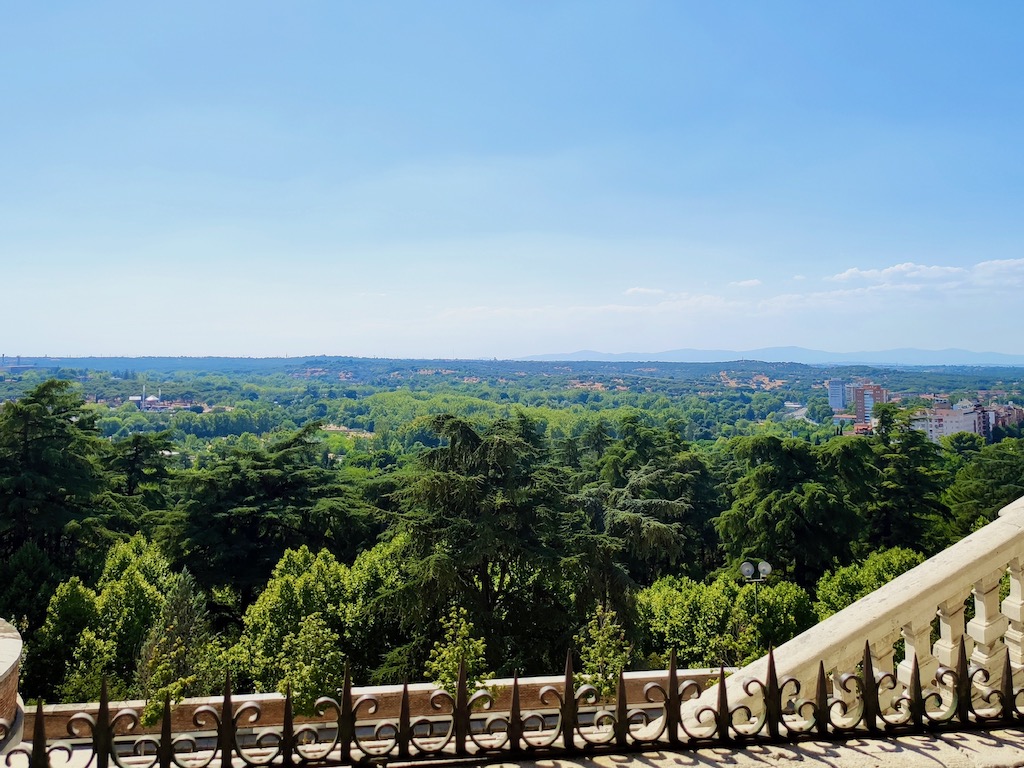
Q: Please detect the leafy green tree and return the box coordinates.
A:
[596,413,677,487]
[22,577,99,698]
[0,380,107,566]
[814,547,925,620]
[714,435,865,586]
[394,413,573,677]
[234,546,351,693]
[0,541,61,631]
[424,606,490,694]
[35,536,176,702]
[574,605,633,700]
[235,538,410,692]
[939,431,986,474]
[562,486,632,612]
[636,575,813,668]
[81,538,171,687]
[107,431,174,509]
[580,419,612,457]
[60,629,122,702]
[636,576,746,667]
[136,570,223,723]
[168,423,376,601]
[805,397,833,425]
[604,445,721,582]
[276,614,347,714]
[567,437,722,620]
[943,438,1024,538]
[345,534,410,683]
[744,580,816,651]
[863,404,949,554]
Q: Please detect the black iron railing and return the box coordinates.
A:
[3,636,1023,767]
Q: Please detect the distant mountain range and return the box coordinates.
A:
[523,347,1024,367]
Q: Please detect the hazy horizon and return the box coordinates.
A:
[7,345,1024,369]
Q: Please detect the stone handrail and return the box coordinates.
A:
[707,494,1024,713]
[21,668,726,742]
[0,619,23,752]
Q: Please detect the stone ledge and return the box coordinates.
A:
[0,620,22,739]
[5,729,1023,768]
[500,728,1024,768]
[24,668,726,741]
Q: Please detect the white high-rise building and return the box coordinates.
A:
[827,379,847,411]
[911,407,984,443]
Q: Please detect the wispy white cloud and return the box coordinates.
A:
[421,255,1024,356]
[827,261,967,283]
[972,258,1024,288]
[825,259,1024,299]
[728,278,761,288]
[625,287,667,296]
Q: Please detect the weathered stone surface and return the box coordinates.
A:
[501,729,1024,768]
[0,619,22,733]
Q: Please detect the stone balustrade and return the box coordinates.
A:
[21,667,724,742]
[9,495,1024,760]
[700,494,1024,716]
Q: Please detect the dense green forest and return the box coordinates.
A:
[2,357,1023,709]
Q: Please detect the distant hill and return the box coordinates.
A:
[523,347,1024,366]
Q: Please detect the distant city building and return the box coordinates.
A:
[911,406,984,443]
[909,402,1024,444]
[854,384,888,424]
[988,402,1024,436]
[827,379,847,411]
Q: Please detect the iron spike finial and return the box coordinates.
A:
[614,669,629,746]
[31,699,48,768]
[158,693,173,768]
[814,661,829,737]
[908,653,924,729]
[765,648,782,741]
[861,641,880,733]
[666,648,681,745]
[508,673,523,755]
[1000,648,1016,723]
[955,635,971,724]
[716,667,731,744]
[281,683,295,767]
[95,677,111,768]
[398,680,411,759]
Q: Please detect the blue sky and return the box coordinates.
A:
[3,2,1023,359]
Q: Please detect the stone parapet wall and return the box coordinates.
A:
[0,619,22,731]
[23,668,723,741]
[694,494,1024,720]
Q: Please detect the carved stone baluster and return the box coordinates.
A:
[968,566,1009,690]
[869,635,898,711]
[831,656,859,719]
[934,590,972,669]
[899,614,939,691]
[1002,558,1024,688]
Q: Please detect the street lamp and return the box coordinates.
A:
[740,560,772,581]
[740,560,772,647]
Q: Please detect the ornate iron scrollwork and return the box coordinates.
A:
[12,635,1024,768]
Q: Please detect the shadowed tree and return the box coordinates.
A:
[0,379,106,565]
[392,413,574,677]
[862,403,949,554]
[714,435,866,587]
[943,438,1024,538]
